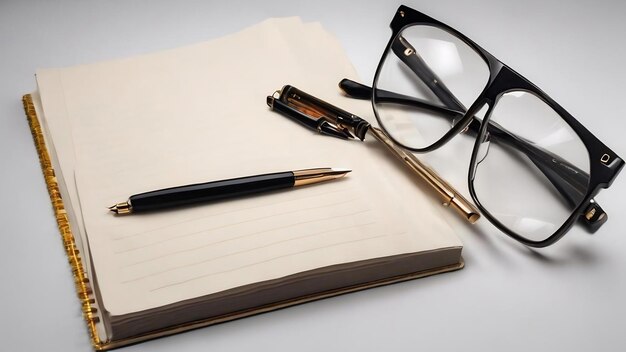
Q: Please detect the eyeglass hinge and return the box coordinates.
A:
[581,201,607,234]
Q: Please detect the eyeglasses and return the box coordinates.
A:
[338,5,623,247]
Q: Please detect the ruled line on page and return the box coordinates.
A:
[122,208,373,268]
[121,218,376,283]
[113,197,360,254]
[148,231,404,292]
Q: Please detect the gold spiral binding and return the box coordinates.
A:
[22,95,104,350]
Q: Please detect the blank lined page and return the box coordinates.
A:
[37,18,461,316]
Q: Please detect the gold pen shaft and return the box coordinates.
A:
[368,127,480,223]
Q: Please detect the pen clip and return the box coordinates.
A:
[267,91,354,139]
[276,85,371,141]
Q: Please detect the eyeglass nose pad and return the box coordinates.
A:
[476,131,491,165]
[471,130,491,180]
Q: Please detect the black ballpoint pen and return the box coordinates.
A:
[108,167,350,215]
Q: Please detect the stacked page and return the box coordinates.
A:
[28,17,463,349]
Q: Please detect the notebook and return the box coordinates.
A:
[23,18,464,350]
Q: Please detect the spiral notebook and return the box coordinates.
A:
[23,18,463,350]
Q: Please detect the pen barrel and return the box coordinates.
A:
[367,127,480,223]
[129,172,295,212]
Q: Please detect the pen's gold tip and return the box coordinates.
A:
[293,168,351,186]
[330,168,351,174]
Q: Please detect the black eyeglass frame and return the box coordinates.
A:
[370,5,624,247]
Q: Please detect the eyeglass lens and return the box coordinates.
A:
[471,91,590,241]
[373,24,489,149]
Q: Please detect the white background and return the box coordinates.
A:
[1,0,625,351]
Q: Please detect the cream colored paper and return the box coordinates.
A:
[36,18,461,316]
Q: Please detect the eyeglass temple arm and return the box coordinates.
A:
[339,77,587,192]
[339,78,607,232]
